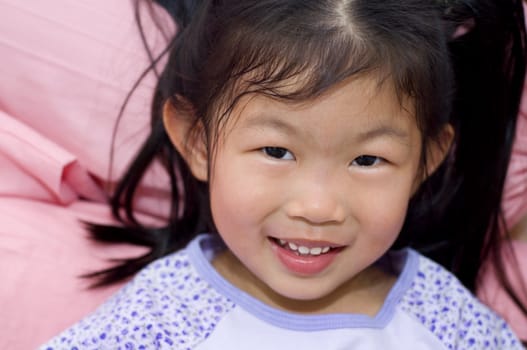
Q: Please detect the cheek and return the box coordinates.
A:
[209,159,278,235]
[353,178,414,241]
[209,168,281,262]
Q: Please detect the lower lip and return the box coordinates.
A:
[270,239,341,276]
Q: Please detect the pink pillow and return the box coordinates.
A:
[477,78,527,341]
[478,241,527,341]
[502,82,527,229]
[0,0,173,348]
[0,0,173,215]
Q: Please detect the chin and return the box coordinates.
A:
[270,283,335,303]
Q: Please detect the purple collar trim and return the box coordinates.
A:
[187,234,418,331]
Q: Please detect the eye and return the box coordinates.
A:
[352,155,382,167]
[262,147,295,160]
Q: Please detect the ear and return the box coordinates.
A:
[412,123,455,192]
[163,98,209,182]
[425,123,455,176]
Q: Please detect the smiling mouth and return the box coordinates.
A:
[271,237,341,256]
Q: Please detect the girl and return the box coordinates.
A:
[41,0,526,349]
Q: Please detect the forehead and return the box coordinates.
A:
[224,75,418,144]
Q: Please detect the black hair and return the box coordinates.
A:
[87,0,526,321]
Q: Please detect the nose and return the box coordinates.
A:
[284,180,346,225]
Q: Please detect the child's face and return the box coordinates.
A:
[208,76,424,308]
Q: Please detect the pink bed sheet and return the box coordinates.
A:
[477,79,527,341]
[503,83,527,229]
[478,240,527,341]
[0,0,173,348]
[0,198,148,349]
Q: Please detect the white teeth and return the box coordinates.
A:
[277,239,332,256]
[298,246,310,255]
[309,247,322,255]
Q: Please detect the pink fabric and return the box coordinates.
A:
[0,0,173,217]
[0,110,106,203]
[0,198,148,349]
[502,82,527,228]
[478,241,527,341]
[477,79,527,341]
[0,0,173,348]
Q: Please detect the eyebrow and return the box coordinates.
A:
[355,125,410,144]
[240,116,299,136]
[241,115,410,144]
